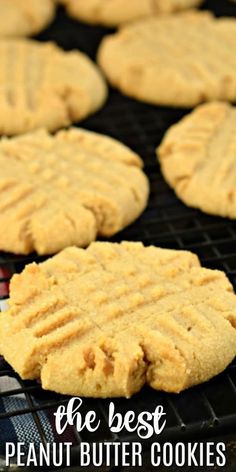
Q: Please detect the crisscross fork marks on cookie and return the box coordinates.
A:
[0,39,107,135]
[158,102,236,218]
[98,11,236,106]
[1,242,236,398]
[0,128,148,255]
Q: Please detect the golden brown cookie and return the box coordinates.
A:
[158,102,236,219]
[98,11,236,107]
[0,39,107,135]
[0,0,56,37]
[0,128,148,255]
[1,241,236,397]
[59,0,203,27]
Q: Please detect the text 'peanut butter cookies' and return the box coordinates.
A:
[1,241,236,398]
[0,129,149,255]
[59,0,203,27]
[158,102,236,219]
[0,0,56,37]
[0,39,107,135]
[98,11,236,107]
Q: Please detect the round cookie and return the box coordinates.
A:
[0,0,56,37]
[1,241,236,397]
[98,11,236,107]
[158,102,236,219]
[0,128,149,255]
[59,0,203,27]
[0,39,107,135]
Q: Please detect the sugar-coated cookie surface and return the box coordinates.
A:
[0,0,56,36]
[59,0,203,27]
[0,39,107,135]
[158,102,236,218]
[0,129,148,254]
[1,241,236,398]
[98,11,236,107]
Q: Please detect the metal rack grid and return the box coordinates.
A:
[0,0,236,470]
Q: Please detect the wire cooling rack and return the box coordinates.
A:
[0,1,236,471]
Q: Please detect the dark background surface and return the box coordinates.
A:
[1,0,236,470]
